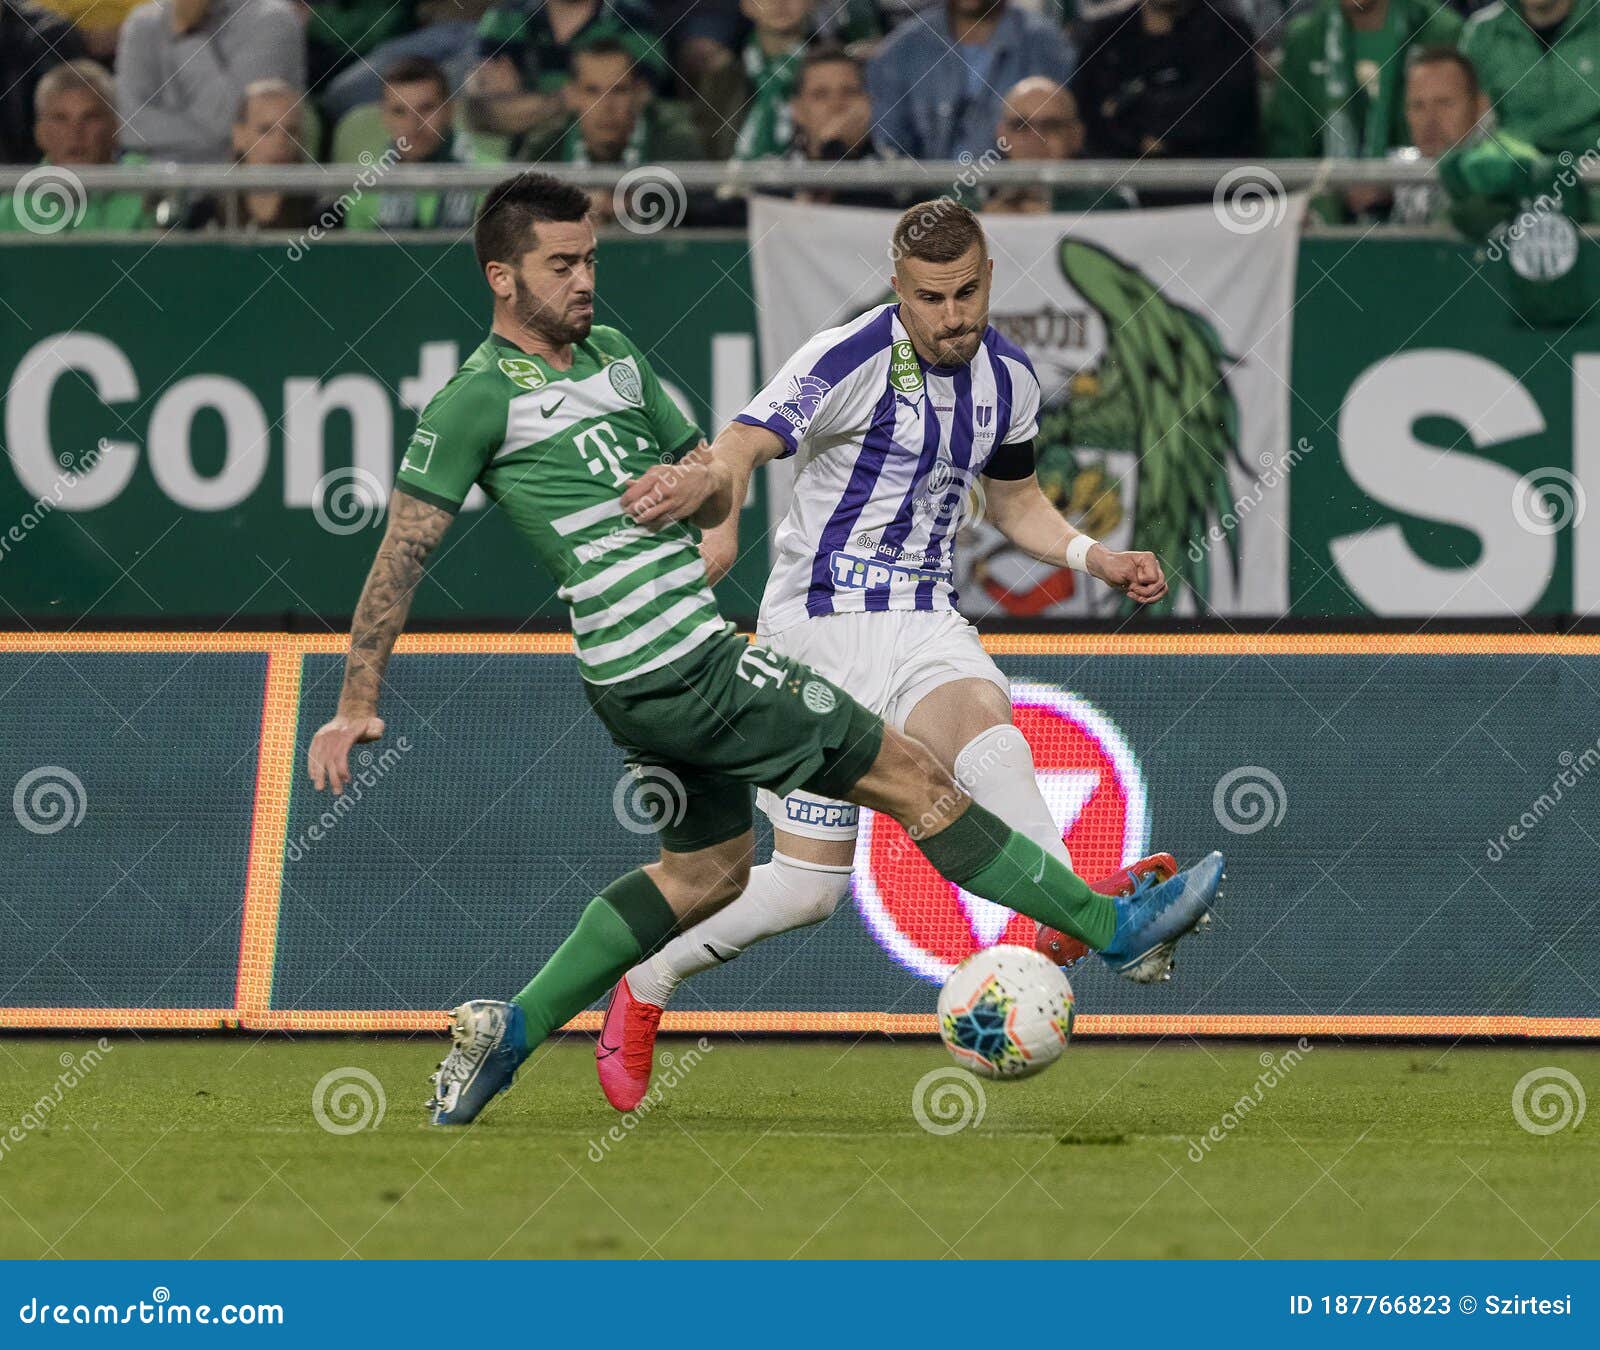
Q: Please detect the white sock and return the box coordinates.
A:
[625,852,854,1008]
[955,724,1074,872]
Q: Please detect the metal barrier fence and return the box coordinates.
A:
[0,156,1556,195]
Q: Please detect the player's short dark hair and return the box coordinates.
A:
[793,42,863,98]
[891,198,986,267]
[570,36,637,79]
[1408,45,1479,98]
[383,55,450,102]
[474,171,592,269]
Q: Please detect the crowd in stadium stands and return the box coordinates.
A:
[1,0,1597,236]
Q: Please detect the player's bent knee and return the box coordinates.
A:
[651,832,754,920]
[769,851,853,928]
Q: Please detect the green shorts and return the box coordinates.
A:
[583,628,885,852]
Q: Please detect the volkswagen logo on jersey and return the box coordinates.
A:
[851,682,1151,984]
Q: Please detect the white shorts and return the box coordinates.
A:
[755,609,1009,842]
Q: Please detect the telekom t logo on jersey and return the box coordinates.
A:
[852,683,1151,984]
[575,421,641,489]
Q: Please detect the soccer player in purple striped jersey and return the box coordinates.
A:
[600,198,1212,1112]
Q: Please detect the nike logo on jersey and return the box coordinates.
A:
[541,397,566,418]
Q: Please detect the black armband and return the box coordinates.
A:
[981,438,1035,481]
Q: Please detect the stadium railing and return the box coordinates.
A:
[0,156,1560,195]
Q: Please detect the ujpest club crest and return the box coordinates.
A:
[852,682,1150,983]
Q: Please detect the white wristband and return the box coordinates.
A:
[1064,533,1098,573]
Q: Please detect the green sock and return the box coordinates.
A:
[511,869,679,1049]
[914,802,1118,950]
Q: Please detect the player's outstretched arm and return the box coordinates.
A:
[307,491,454,793]
[699,511,740,585]
[621,423,786,530]
[983,473,1167,606]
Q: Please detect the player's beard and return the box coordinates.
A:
[904,303,985,366]
[510,275,592,347]
[934,328,983,365]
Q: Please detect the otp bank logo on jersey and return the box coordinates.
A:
[851,682,1150,984]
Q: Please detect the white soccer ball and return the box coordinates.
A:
[937,945,1076,1080]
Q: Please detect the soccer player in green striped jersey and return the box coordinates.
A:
[305,172,1220,1126]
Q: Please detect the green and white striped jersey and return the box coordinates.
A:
[395,328,726,684]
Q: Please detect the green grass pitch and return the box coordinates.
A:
[0,1038,1594,1259]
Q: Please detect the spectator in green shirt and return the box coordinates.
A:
[1461,0,1600,162]
[1388,46,1594,326]
[0,58,150,232]
[1266,0,1461,220]
[343,57,483,231]
[727,0,812,162]
[1388,45,1489,226]
[524,39,703,219]
[467,0,663,140]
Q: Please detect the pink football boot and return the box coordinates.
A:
[596,975,664,1111]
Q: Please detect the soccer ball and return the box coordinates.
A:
[937,946,1075,1080]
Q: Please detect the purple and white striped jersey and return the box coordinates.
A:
[735,303,1041,636]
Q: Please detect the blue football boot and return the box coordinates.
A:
[1098,851,1224,983]
[428,1000,528,1126]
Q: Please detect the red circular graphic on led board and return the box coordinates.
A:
[851,682,1151,984]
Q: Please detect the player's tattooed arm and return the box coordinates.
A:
[307,491,453,792]
[983,473,1167,605]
